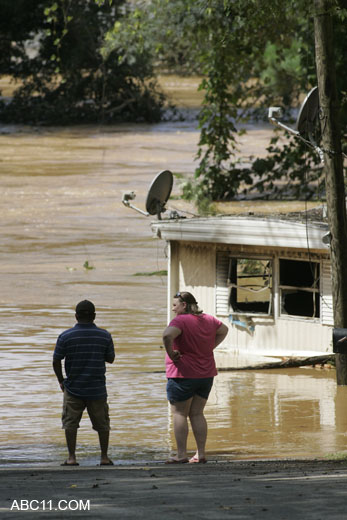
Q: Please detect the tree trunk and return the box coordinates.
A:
[314,0,347,384]
[218,355,335,371]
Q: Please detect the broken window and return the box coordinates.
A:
[279,259,320,318]
[228,258,272,315]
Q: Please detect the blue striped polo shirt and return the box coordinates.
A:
[53,323,115,399]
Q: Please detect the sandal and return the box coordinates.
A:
[189,456,207,464]
[165,457,189,464]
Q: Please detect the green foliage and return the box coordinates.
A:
[163,0,345,201]
[191,4,241,201]
[0,0,165,124]
[190,0,322,201]
[246,135,325,199]
[102,0,205,75]
[181,178,217,214]
[83,261,95,270]
[260,41,307,105]
[0,0,45,76]
[324,451,347,460]
[1,0,346,199]
[107,0,336,202]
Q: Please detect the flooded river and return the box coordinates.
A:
[0,98,345,466]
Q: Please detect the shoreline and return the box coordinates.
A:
[2,459,347,519]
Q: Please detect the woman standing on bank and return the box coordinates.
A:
[163,291,228,464]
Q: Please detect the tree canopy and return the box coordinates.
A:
[105,0,346,202]
[0,0,165,124]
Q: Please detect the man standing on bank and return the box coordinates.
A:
[163,291,228,464]
[53,300,115,466]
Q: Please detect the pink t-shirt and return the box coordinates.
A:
[165,313,222,378]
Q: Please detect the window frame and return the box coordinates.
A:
[216,251,325,322]
[217,253,274,317]
[278,257,321,320]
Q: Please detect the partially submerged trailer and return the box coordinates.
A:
[152,210,333,368]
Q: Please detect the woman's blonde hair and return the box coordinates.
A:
[175,291,203,315]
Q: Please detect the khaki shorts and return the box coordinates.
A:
[62,390,110,431]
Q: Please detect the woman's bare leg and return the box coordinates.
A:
[170,398,193,460]
[188,395,208,461]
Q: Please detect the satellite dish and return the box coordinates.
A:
[296,86,319,136]
[268,86,323,163]
[145,170,173,219]
[122,170,173,220]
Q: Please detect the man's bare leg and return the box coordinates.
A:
[98,430,113,465]
[64,429,78,465]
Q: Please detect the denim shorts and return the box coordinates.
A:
[166,377,214,404]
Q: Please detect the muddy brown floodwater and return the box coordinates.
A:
[0,81,345,466]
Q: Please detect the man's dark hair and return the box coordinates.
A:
[75,300,95,321]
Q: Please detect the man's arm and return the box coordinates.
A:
[53,359,65,392]
[105,338,115,364]
[214,323,229,349]
[162,326,182,361]
[105,351,115,364]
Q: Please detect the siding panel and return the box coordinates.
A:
[216,252,230,316]
[178,244,216,315]
[321,260,334,325]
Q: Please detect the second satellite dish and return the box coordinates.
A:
[296,86,319,136]
[268,86,323,163]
